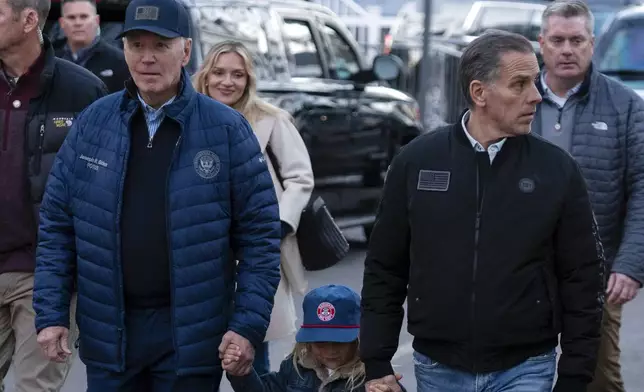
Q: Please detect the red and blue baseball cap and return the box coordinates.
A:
[296,284,361,344]
[118,0,191,39]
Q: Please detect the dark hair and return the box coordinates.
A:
[458,29,534,107]
[7,0,50,28]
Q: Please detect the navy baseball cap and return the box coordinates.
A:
[118,0,191,39]
[296,285,361,344]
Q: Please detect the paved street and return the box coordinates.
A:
[3,229,644,391]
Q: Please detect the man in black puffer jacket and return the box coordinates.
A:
[535,2,644,391]
[0,0,107,388]
[54,0,130,94]
[361,30,604,392]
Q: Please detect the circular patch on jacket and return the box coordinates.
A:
[518,178,535,193]
[193,150,221,180]
[317,302,335,322]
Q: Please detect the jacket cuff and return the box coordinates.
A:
[364,360,395,382]
[35,317,70,335]
[553,376,589,392]
[226,370,261,390]
[227,325,263,350]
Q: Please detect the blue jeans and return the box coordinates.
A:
[414,349,556,392]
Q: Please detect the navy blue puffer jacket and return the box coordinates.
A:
[33,70,281,375]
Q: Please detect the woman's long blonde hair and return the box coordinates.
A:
[192,41,284,127]
[291,340,366,391]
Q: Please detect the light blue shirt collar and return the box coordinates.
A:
[137,93,176,115]
[540,72,581,107]
[462,110,506,163]
[137,93,176,139]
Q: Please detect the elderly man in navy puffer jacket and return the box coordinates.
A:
[31,0,281,390]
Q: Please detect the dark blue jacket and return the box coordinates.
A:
[33,70,281,375]
[228,355,407,392]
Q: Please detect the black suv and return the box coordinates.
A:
[45,0,423,233]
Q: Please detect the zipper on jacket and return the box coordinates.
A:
[114,112,136,372]
[116,328,123,364]
[147,134,154,149]
[471,155,487,372]
[554,107,563,131]
[166,134,182,374]
[32,123,45,175]
[2,90,13,151]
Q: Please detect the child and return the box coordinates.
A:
[223,284,405,392]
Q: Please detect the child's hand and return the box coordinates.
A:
[222,343,241,368]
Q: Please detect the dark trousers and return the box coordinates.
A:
[86,307,223,392]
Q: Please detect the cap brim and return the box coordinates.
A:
[117,26,181,39]
[296,327,359,344]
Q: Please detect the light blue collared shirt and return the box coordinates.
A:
[462,111,506,163]
[540,71,581,108]
[137,93,176,140]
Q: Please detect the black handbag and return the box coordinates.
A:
[266,146,350,271]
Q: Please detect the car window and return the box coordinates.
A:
[282,19,324,78]
[321,24,360,79]
[593,10,617,36]
[469,7,534,38]
[598,21,644,71]
[196,5,290,81]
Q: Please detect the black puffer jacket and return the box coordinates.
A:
[54,38,130,94]
[28,36,108,204]
[535,66,644,285]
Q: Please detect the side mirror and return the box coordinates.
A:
[372,54,405,81]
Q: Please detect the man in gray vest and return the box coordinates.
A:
[535,1,644,391]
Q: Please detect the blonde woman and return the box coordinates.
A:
[193,41,314,374]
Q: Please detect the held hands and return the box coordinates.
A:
[365,373,404,392]
[222,342,242,366]
[36,326,72,363]
[219,331,255,376]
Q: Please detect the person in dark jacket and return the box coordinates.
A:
[535,2,644,391]
[55,0,130,93]
[32,0,281,390]
[225,284,406,392]
[0,0,107,389]
[360,30,605,392]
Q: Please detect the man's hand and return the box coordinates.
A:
[219,331,255,376]
[607,272,641,305]
[365,373,403,392]
[36,326,72,363]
